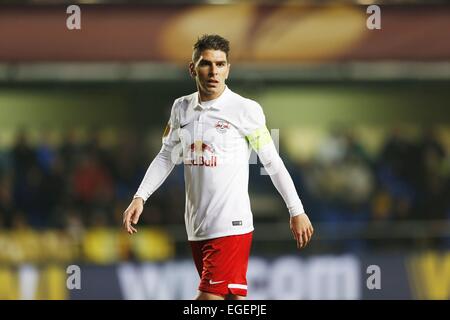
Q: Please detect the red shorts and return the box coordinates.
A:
[189,232,253,297]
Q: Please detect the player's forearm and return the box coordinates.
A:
[267,164,305,216]
[134,147,177,203]
[257,144,305,217]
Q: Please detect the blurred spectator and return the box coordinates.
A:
[415,128,448,220]
[0,173,14,227]
[0,136,11,177]
[11,130,35,178]
[308,129,374,222]
[36,129,56,175]
[112,129,143,201]
[59,129,83,175]
[39,155,66,227]
[72,150,114,221]
[376,127,417,220]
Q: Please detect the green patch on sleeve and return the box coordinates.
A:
[246,126,272,151]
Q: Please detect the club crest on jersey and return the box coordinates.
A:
[215,120,230,133]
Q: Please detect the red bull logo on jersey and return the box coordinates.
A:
[185,140,218,167]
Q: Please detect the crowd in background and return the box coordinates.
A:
[277,127,450,251]
[0,126,449,249]
[290,127,449,223]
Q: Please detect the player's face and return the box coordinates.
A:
[190,49,230,101]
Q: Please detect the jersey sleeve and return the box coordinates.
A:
[242,100,273,152]
[134,100,182,202]
[243,100,305,217]
[161,99,181,149]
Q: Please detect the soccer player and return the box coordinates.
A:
[123,34,313,300]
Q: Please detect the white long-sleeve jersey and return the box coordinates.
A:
[135,87,305,241]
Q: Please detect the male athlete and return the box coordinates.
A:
[123,34,313,300]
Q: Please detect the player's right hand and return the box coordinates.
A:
[123,197,144,235]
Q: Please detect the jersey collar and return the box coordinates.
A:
[192,86,230,111]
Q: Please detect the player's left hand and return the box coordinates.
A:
[122,197,144,235]
[290,214,314,249]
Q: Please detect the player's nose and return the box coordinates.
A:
[210,64,218,75]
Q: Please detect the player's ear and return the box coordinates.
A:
[225,63,230,80]
[189,62,196,78]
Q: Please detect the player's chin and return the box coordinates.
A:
[204,82,222,92]
[203,86,217,94]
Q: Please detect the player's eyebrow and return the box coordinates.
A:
[195,57,227,67]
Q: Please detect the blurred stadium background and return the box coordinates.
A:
[0,0,449,300]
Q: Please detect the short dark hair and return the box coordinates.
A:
[192,34,230,62]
